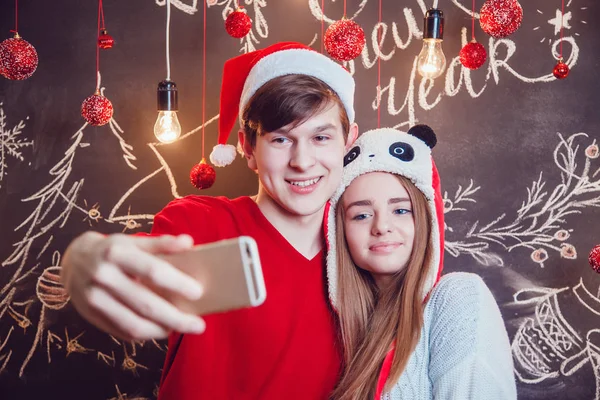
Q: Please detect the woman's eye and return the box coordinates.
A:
[394,208,411,215]
[352,213,369,221]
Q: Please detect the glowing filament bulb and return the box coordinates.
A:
[417,39,446,79]
[154,110,181,143]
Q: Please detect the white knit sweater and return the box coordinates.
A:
[383,272,517,400]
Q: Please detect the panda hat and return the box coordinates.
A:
[325,126,445,308]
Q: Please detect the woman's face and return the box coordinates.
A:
[341,172,416,288]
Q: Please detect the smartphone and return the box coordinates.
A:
[157,236,266,316]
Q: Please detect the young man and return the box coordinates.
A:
[61,42,358,399]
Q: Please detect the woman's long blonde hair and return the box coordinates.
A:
[330,175,434,400]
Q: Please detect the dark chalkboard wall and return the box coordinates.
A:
[1,0,599,399]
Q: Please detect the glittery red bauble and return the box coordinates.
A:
[590,245,600,273]
[480,0,523,38]
[325,19,366,62]
[98,30,114,49]
[0,35,38,80]
[553,60,569,79]
[81,93,113,126]
[459,41,487,70]
[190,160,216,189]
[225,8,252,38]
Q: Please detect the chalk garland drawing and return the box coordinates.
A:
[444,132,600,267]
[0,103,33,188]
[511,279,600,399]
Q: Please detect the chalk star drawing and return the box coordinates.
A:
[548,9,572,36]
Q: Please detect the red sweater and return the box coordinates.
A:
[152,196,342,400]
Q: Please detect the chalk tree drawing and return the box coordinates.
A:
[0,88,140,376]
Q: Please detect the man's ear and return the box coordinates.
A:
[238,129,257,171]
[345,123,359,151]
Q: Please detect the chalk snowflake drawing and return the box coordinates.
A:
[511,279,600,399]
[444,132,600,267]
[0,87,139,376]
[0,103,33,188]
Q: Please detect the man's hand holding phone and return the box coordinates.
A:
[61,232,207,341]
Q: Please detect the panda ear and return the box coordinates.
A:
[407,124,437,149]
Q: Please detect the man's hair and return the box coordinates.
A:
[241,74,350,147]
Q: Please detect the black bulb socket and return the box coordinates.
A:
[424,9,444,40]
[157,80,178,111]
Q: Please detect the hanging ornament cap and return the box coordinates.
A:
[590,245,600,273]
[190,158,216,190]
[225,7,252,38]
[324,18,366,62]
[0,35,38,80]
[98,29,114,49]
[81,92,113,126]
[459,40,487,70]
[553,58,569,79]
[480,0,523,38]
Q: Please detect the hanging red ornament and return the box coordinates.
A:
[479,0,523,38]
[81,92,113,126]
[553,58,569,79]
[225,8,252,38]
[590,245,600,273]
[325,18,366,62]
[0,33,38,80]
[459,40,487,70]
[98,29,114,49]
[190,158,216,189]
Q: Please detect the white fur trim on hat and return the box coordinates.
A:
[210,144,237,167]
[239,48,355,125]
[326,128,442,309]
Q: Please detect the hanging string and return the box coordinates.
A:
[99,0,106,30]
[201,0,207,159]
[96,0,101,91]
[559,0,565,60]
[343,0,347,18]
[320,0,324,53]
[471,0,475,41]
[166,0,172,80]
[12,0,18,33]
[377,0,382,128]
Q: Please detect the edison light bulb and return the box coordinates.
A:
[417,39,446,79]
[417,9,446,80]
[154,110,181,143]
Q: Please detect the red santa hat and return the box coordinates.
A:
[209,41,355,167]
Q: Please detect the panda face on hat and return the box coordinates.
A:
[325,125,445,308]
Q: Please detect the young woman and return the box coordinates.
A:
[325,126,517,400]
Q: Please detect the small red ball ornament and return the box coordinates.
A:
[553,59,569,79]
[459,40,487,70]
[225,8,252,38]
[81,92,113,126]
[480,0,523,38]
[0,33,38,80]
[590,245,600,273]
[324,18,366,62]
[190,159,216,189]
[98,29,114,49]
